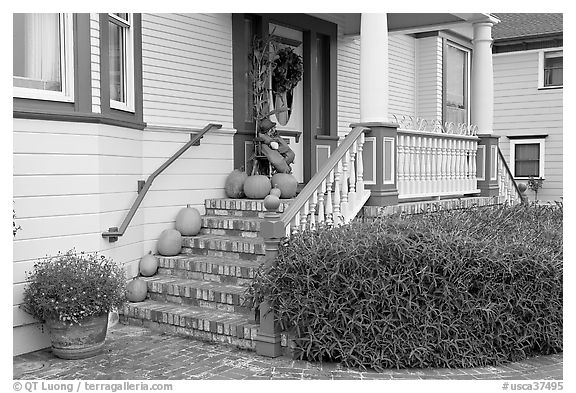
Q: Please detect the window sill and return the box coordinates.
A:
[538,85,563,90]
[14,109,146,130]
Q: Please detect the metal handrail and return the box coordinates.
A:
[102,123,222,242]
[497,146,523,199]
[277,126,368,228]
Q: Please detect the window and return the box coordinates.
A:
[108,13,134,111]
[444,42,470,125]
[510,139,546,179]
[13,13,74,101]
[539,50,563,88]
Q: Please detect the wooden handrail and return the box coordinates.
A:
[102,123,222,242]
[277,126,368,227]
[497,146,523,199]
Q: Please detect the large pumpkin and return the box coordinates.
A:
[139,251,158,277]
[157,229,182,256]
[271,173,298,198]
[126,278,147,302]
[225,169,248,198]
[243,175,271,199]
[175,206,201,236]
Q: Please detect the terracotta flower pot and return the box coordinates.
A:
[45,313,109,359]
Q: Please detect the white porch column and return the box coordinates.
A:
[360,13,389,123]
[471,22,495,134]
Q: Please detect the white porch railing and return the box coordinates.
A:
[393,115,480,199]
[278,126,370,237]
[497,147,524,205]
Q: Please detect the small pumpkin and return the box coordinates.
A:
[157,229,182,256]
[270,187,282,198]
[126,278,148,302]
[175,205,201,236]
[263,194,281,211]
[271,173,298,199]
[243,175,272,199]
[139,251,158,277]
[225,169,248,198]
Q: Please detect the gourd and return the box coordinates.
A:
[243,175,272,199]
[139,251,158,277]
[175,205,201,236]
[271,173,298,199]
[157,229,182,256]
[270,187,282,198]
[225,169,248,198]
[263,194,281,211]
[126,278,148,302]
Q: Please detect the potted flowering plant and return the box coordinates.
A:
[21,249,126,359]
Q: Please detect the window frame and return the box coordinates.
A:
[538,48,563,89]
[13,13,75,103]
[443,39,471,125]
[509,138,546,180]
[108,13,135,112]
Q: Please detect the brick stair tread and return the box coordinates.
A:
[121,299,259,339]
[184,233,264,244]
[141,275,248,295]
[158,254,262,269]
[202,214,264,224]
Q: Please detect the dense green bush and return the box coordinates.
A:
[249,204,562,370]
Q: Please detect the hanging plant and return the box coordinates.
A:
[272,47,303,94]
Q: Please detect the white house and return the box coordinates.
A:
[492,13,563,202]
[13,13,515,356]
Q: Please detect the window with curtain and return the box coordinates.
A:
[13,13,72,100]
[514,143,541,177]
[108,13,133,110]
[543,50,563,87]
[445,43,469,125]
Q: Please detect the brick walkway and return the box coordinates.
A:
[13,324,563,380]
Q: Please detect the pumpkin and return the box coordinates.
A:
[175,205,201,236]
[271,173,298,199]
[225,169,248,198]
[139,251,158,277]
[126,278,148,302]
[270,187,282,198]
[157,229,182,256]
[243,175,271,199]
[263,194,281,211]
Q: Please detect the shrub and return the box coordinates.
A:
[249,204,562,370]
[22,250,126,324]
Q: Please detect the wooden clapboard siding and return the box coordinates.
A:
[493,50,563,202]
[141,13,234,129]
[416,36,443,121]
[388,34,416,118]
[90,13,101,114]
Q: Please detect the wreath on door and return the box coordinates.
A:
[272,47,303,125]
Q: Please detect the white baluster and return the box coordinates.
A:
[333,162,342,226]
[317,180,326,226]
[408,136,416,196]
[299,203,309,232]
[441,138,448,193]
[470,140,477,189]
[414,136,422,196]
[325,170,334,226]
[349,142,357,201]
[397,134,405,196]
[424,137,432,194]
[459,140,466,191]
[290,212,300,235]
[308,192,317,231]
[448,138,456,192]
[356,133,365,197]
[431,137,439,194]
[340,154,349,219]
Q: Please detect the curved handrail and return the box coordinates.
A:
[497,146,523,200]
[277,126,368,227]
[102,123,222,242]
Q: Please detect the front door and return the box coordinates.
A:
[269,23,304,183]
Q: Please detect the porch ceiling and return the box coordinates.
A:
[331,13,498,37]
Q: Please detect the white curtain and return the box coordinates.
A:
[21,13,61,90]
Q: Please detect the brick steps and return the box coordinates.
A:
[204,198,292,218]
[120,299,259,350]
[200,215,262,237]
[140,275,253,314]
[182,234,266,262]
[156,255,259,285]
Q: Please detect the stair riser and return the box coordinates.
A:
[205,198,291,213]
[146,280,251,308]
[182,237,265,256]
[200,228,259,238]
[201,216,262,232]
[157,268,253,285]
[182,247,266,262]
[157,258,258,279]
[147,293,252,314]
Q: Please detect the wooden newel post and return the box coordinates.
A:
[255,202,284,357]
